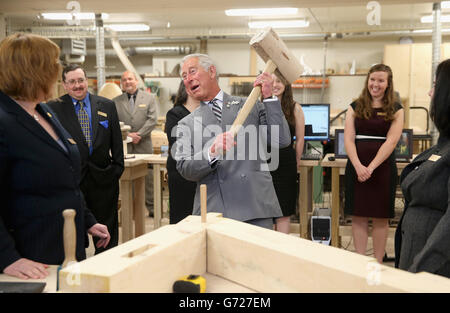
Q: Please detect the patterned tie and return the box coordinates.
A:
[77,101,92,148]
[210,99,222,122]
[129,94,135,112]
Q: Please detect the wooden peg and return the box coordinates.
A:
[62,209,77,267]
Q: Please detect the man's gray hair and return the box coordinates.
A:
[181,53,219,80]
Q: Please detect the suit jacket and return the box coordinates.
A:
[113,89,158,154]
[395,135,450,277]
[175,92,291,222]
[47,94,124,186]
[0,91,97,271]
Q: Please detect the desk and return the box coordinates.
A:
[298,159,320,239]
[120,154,168,242]
[320,153,412,247]
[0,265,58,293]
[145,154,167,229]
[120,154,154,242]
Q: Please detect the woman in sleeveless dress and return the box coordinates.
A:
[344,64,404,263]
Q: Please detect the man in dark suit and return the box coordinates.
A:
[47,65,124,254]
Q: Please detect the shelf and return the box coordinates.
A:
[292,84,329,89]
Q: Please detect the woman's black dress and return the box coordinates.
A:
[270,124,298,217]
[165,105,197,224]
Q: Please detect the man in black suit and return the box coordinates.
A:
[48,65,124,254]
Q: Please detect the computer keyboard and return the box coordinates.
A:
[301,153,322,160]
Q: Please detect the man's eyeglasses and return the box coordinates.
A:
[65,78,86,86]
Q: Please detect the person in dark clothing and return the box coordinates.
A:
[395,59,450,278]
[0,33,110,279]
[165,81,199,224]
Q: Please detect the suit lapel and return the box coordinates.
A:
[221,93,242,129]
[120,93,132,116]
[89,94,99,145]
[15,110,65,154]
[60,95,89,151]
[134,90,144,115]
[197,102,220,128]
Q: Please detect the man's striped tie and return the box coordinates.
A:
[77,101,92,148]
[210,99,221,122]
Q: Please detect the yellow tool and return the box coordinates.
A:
[173,275,206,293]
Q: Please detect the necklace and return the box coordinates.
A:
[33,114,40,122]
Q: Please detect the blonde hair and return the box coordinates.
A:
[0,33,61,101]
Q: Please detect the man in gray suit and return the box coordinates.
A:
[113,71,158,216]
[174,54,291,229]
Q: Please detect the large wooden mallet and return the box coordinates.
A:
[229,28,303,137]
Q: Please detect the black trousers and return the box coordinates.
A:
[80,172,119,254]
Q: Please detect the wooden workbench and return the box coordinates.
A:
[144,154,167,229]
[119,154,167,243]
[320,153,413,247]
[120,154,155,242]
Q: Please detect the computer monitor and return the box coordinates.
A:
[333,128,413,162]
[301,104,330,141]
[334,129,347,158]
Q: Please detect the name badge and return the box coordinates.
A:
[68,138,77,145]
[377,112,386,116]
[428,154,441,162]
[46,112,53,118]
[98,111,107,117]
[138,104,147,108]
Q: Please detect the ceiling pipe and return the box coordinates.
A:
[86,44,196,57]
[95,14,106,92]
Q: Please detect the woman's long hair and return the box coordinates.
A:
[354,63,396,121]
[173,80,188,107]
[279,83,296,127]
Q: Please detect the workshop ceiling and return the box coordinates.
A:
[1,0,446,39]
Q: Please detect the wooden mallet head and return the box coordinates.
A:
[250,27,303,85]
[229,28,303,136]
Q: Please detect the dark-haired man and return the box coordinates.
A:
[47,65,124,254]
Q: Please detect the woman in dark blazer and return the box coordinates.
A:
[395,59,450,278]
[165,81,199,224]
[0,33,110,279]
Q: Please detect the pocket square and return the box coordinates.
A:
[99,120,109,129]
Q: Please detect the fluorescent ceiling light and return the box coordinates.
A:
[225,8,298,16]
[420,14,450,23]
[105,24,150,31]
[248,20,309,29]
[41,12,109,20]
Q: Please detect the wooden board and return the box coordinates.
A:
[59,219,206,292]
[207,217,450,293]
[57,213,450,293]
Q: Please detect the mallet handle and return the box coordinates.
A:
[200,184,207,223]
[230,59,277,137]
[62,209,77,267]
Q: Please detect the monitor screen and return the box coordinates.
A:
[301,104,330,141]
[395,129,413,161]
[334,129,347,158]
[333,128,413,161]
